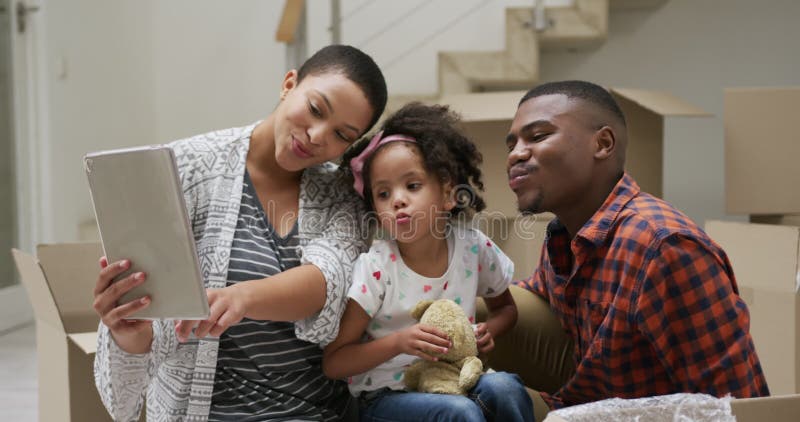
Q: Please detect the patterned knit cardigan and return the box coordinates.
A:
[94,123,367,421]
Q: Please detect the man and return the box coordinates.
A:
[506,81,769,419]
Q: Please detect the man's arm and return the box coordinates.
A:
[634,234,769,397]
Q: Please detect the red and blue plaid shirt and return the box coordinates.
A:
[518,173,769,409]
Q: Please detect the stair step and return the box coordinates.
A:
[437,8,537,96]
[383,94,439,119]
[610,0,667,10]
[387,90,527,126]
[539,1,608,51]
[439,51,537,91]
[438,91,526,123]
[469,78,537,93]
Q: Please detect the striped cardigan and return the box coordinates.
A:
[94,123,367,421]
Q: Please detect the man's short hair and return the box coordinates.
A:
[518,80,626,127]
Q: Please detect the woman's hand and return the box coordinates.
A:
[393,324,451,361]
[474,322,495,355]
[174,284,248,342]
[92,257,153,354]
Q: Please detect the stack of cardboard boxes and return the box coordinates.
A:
[705,87,800,397]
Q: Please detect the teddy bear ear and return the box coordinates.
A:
[410,300,434,320]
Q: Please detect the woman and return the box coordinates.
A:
[92,45,387,421]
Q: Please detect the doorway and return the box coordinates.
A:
[0,0,16,290]
[0,0,40,331]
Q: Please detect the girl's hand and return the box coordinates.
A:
[175,285,248,342]
[92,257,153,354]
[474,322,495,355]
[394,324,451,361]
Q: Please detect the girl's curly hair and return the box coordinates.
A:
[342,102,485,217]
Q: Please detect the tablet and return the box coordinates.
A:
[84,145,210,320]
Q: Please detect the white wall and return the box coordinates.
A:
[38,0,284,242]
[42,0,156,242]
[150,1,284,142]
[31,0,800,242]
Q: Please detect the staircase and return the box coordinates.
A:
[386,0,666,113]
[438,7,540,94]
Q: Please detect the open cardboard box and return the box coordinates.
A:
[439,88,711,273]
[12,242,112,422]
[725,87,800,216]
[705,220,800,396]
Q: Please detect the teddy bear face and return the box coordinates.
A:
[416,299,478,362]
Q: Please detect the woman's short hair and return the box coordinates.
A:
[298,45,388,134]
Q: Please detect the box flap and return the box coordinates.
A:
[36,243,104,334]
[67,332,98,355]
[705,220,800,293]
[439,90,526,123]
[441,88,711,123]
[610,88,712,117]
[731,394,800,422]
[11,249,65,332]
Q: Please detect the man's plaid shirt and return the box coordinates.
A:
[518,173,769,409]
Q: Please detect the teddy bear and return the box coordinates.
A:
[403,299,484,395]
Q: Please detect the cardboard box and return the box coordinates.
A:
[609,88,712,200]
[11,243,112,422]
[705,220,800,395]
[725,87,800,215]
[543,394,800,421]
[730,394,800,421]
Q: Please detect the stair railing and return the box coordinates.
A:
[276,0,307,71]
[533,0,548,31]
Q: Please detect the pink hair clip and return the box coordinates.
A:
[350,130,416,197]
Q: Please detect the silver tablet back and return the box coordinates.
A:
[84,145,209,320]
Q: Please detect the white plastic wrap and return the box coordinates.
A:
[543,393,735,422]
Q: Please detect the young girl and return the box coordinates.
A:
[323,103,533,421]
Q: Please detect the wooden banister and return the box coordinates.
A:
[276,0,305,43]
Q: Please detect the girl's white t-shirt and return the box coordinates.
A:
[345,226,514,396]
